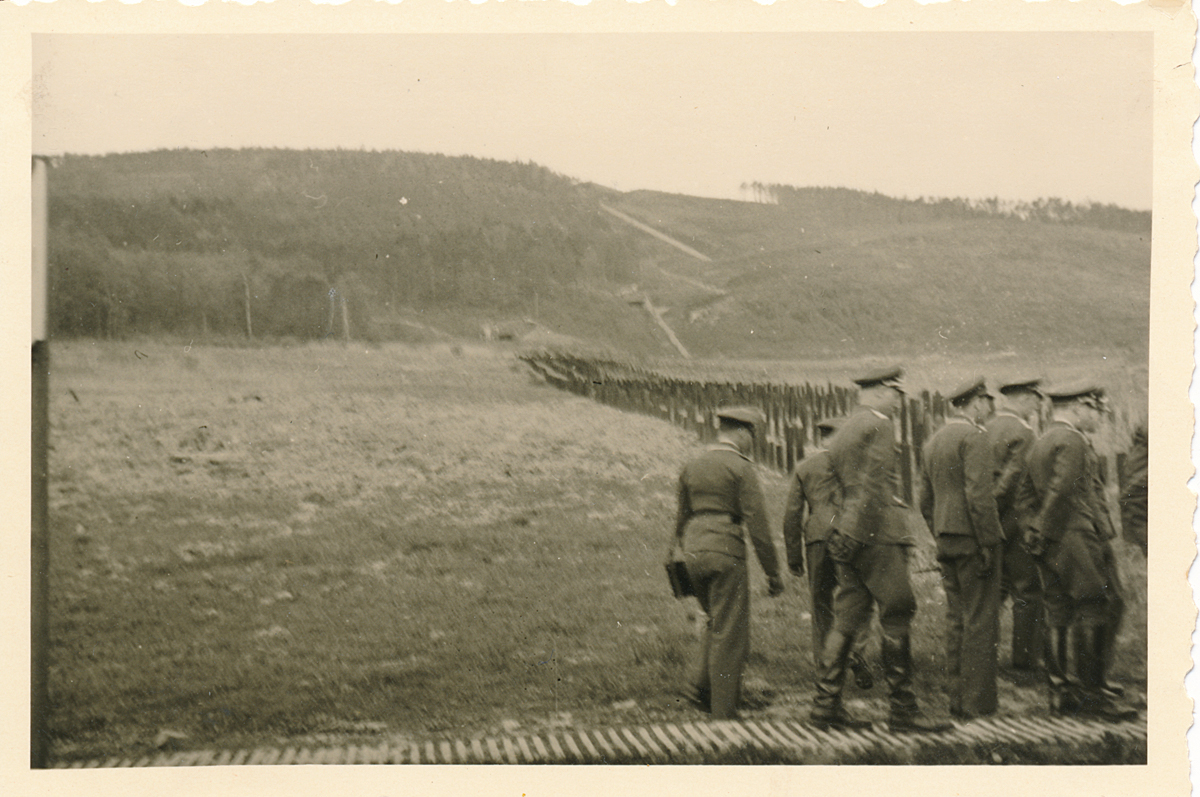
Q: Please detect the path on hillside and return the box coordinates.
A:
[599,203,726,294]
[601,202,735,359]
[600,203,713,263]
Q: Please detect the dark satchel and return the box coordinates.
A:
[665,546,694,599]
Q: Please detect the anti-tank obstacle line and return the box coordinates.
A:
[517,353,974,505]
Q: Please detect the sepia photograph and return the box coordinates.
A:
[4,2,1197,795]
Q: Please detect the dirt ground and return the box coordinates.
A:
[43,340,1146,763]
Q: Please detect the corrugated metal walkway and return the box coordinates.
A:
[54,713,1146,767]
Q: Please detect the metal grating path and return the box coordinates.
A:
[53,713,1146,767]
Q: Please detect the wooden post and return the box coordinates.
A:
[1116,452,1129,501]
[701,383,715,442]
[241,273,254,340]
[912,390,930,473]
[31,156,51,769]
[899,396,914,505]
[771,389,785,470]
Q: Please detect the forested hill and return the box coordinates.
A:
[48,149,641,342]
[46,149,1150,360]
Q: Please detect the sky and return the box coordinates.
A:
[32,32,1152,210]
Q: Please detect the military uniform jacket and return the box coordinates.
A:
[675,443,782,579]
[985,412,1036,540]
[1024,421,1116,542]
[782,449,841,570]
[827,406,911,545]
[919,418,1005,558]
[1119,427,1147,539]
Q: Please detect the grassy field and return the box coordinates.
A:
[44,340,1146,764]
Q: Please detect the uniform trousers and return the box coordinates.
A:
[1099,539,1127,671]
[1001,534,1044,669]
[807,540,869,667]
[1038,529,1123,629]
[684,551,750,719]
[939,548,1002,717]
[1035,529,1126,708]
[825,542,918,715]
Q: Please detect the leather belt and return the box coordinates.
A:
[691,510,742,525]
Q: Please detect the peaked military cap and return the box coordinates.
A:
[717,405,766,430]
[948,376,993,407]
[998,376,1044,396]
[816,416,844,436]
[852,365,904,390]
[1046,381,1106,408]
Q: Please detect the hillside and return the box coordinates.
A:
[597,189,1149,359]
[48,149,645,346]
[45,149,1149,361]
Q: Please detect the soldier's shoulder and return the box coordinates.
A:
[795,450,830,475]
[989,414,1033,436]
[941,418,974,435]
[922,422,951,449]
[1041,423,1081,443]
[703,445,755,469]
[1030,424,1082,455]
[985,414,1016,432]
[685,445,729,467]
[931,418,973,444]
[843,408,889,434]
[963,423,994,448]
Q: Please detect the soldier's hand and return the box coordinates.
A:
[767,575,786,597]
[1024,526,1047,558]
[826,530,862,564]
[978,545,995,577]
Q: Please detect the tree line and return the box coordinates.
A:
[46,148,1150,344]
[47,149,640,340]
[746,183,1150,234]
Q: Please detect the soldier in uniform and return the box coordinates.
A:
[919,377,1005,719]
[782,416,873,689]
[1119,425,1148,558]
[1022,383,1135,721]
[810,367,951,734]
[986,378,1046,676]
[674,406,786,720]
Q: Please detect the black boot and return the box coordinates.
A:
[882,633,951,734]
[680,685,711,714]
[1044,625,1080,716]
[849,651,875,691]
[1075,625,1137,723]
[1010,601,1043,671]
[888,712,954,733]
[810,630,872,731]
[1098,617,1125,698]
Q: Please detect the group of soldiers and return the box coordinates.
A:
[672,365,1141,732]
